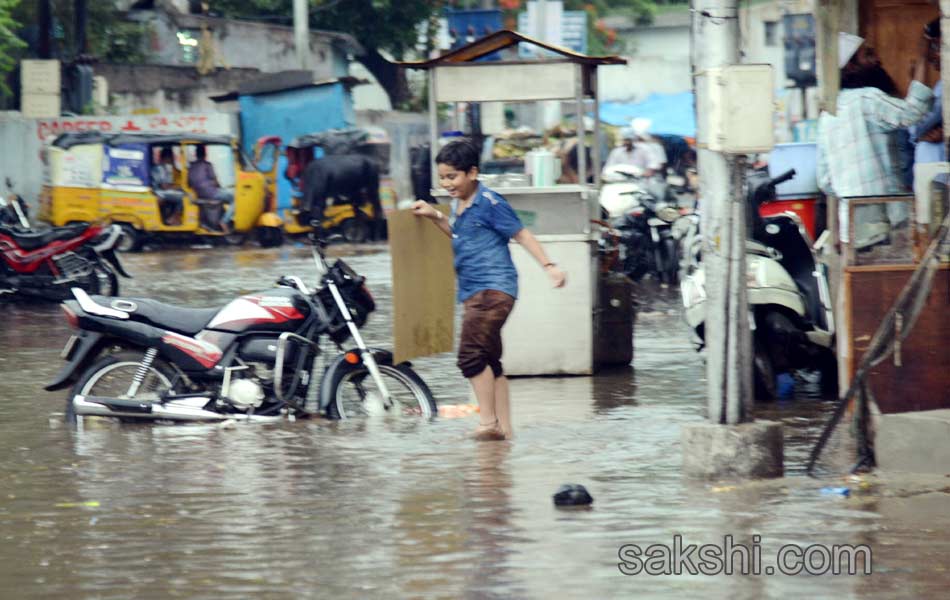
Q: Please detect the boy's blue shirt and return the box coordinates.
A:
[449,183,524,303]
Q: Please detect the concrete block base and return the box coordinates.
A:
[875,409,950,475]
[682,421,784,479]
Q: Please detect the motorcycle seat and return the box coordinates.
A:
[91,295,219,336]
[0,223,89,251]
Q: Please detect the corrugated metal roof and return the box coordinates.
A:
[398,29,626,68]
[52,132,235,149]
[209,73,366,102]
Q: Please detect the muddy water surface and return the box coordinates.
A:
[1,244,948,599]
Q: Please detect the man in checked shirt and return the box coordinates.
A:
[817,31,934,249]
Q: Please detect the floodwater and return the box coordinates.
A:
[1,244,949,599]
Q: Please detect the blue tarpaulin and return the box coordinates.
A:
[599,92,696,138]
[238,83,353,210]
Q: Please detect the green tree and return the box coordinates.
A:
[0,0,26,102]
[12,1,148,64]
[212,0,439,109]
[556,1,659,55]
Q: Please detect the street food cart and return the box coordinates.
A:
[401,31,627,375]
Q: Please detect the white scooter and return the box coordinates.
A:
[599,164,649,218]
[680,169,837,399]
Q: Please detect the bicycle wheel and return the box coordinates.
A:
[325,363,436,420]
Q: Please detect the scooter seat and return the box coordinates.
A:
[746,239,774,258]
[0,223,89,251]
[91,295,219,336]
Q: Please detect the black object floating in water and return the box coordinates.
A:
[553,484,593,507]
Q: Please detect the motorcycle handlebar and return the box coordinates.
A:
[770,168,796,187]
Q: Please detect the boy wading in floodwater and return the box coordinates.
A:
[412,140,566,441]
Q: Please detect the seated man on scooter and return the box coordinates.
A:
[188,144,233,232]
[151,147,184,226]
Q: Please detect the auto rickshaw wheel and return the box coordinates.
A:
[256,226,284,248]
[116,224,144,253]
[340,218,370,244]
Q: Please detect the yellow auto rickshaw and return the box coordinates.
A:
[253,128,394,243]
[39,132,284,251]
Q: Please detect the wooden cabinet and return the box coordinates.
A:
[843,264,950,413]
[859,0,939,94]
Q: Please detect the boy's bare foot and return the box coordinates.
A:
[473,421,506,441]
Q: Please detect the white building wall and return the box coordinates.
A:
[598,26,692,102]
[601,1,816,138]
[129,10,349,80]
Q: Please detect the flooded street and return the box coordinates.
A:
[1,244,949,599]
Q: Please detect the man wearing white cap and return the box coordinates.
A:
[816,31,933,248]
[602,127,653,175]
[631,117,668,176]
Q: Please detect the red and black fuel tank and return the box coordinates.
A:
[205,287,311,333]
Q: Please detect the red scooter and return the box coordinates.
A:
[1,179,129,301]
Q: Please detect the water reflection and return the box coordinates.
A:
[0,247,948,598]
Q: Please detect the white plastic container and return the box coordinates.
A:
[525,148,558,187]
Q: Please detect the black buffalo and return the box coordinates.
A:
[300,154,384,238]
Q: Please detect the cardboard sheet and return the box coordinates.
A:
[388,207,456,363]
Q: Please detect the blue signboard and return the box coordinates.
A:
[103,143,149,187]
[446,9,504,60]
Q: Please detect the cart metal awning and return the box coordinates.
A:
[397,30,626,187]
[398,30,625,103]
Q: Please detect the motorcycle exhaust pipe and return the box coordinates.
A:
[72,395,280,423]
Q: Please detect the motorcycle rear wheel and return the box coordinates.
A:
[67,351,178,423]
[89,263,119,297]
[325,363,436,420]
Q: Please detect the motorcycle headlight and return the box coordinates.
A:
[657,206,679,223]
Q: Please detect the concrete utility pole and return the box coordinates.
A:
[681,0,783,479]
[694,0,749,426]
[293,0,310,71]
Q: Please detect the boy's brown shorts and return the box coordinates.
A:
[457,289,515,379]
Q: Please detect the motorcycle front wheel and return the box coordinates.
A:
[89,262,119,297]
[67,351,177,423]
[325,362,436,420]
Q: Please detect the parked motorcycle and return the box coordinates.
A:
[612,177,690,285]
[1,179,128,300]
[46,232,437,423]
[680,168,837,399]
[1,178,31,228]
